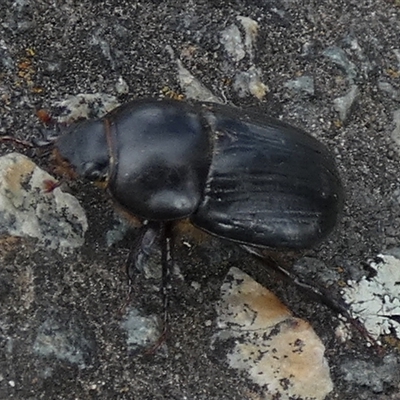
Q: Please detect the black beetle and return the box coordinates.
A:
[55,98,343,250]
[52,98,343,341]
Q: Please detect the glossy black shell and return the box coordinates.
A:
[55,98,343,250]
[192,103,342,249]
[106,101,211,220]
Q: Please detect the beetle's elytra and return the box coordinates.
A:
[55,98,343,250]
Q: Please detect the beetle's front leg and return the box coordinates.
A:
[159,222,173,342]
[126,220,162,290]
[125,220,174,351]
[126,220,173,296]
[143,222,174,354]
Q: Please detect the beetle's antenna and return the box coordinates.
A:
[0,136,36,148]
[0,126,60,155]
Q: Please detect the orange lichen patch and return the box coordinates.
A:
[0,236,23,258]
[26,48,35,57]
[218,267,291,330]
[382,334,400,350]
[36,109,53,124]
[31,86,44,94]
[161,86,185,100]
[17,58,35,82]
[234,285,291,327]
[51,148,78,180]
[17,59,32,72]
[333,119,343,128]
[93,180,108,190]
[221,77,233,86]
[230,317,333,398]
[337,279,347,288]
[216,267,333,400]
[386,68,400,78]
[4,157,35,193]
[16,48,39,90]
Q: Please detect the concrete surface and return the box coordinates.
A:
[1,0,400,399]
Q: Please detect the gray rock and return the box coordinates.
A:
[323,46,358,81]
[33,311,96,369]
[340,354,400,393]
[121,307,161,353]
[284,75,315,96]
[0,153,87,254]
[333,85,359,122]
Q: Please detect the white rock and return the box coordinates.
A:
[220,24,245,62]
[121,308,160,352]
[333,85,359,122]
[0,153,87,254]
[175,59,222,103]
[214,267,333,400]
[233,66,267,100]
[55,93,120,123]
[237,16,258,63]
[115,76,129,94]
[342,254,400,340]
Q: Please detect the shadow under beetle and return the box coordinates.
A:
[40,98,343,344]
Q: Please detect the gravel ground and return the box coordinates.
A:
[1,1,400,399]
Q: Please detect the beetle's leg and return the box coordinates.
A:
[142,222,173,354]
[242,245,348,313]
[243,245,380,346]
[123,220,174,353]
[126,220,161,292]
[119,221,161,315]
[161,222,173,336]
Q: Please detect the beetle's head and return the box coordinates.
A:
[53,119,109,182]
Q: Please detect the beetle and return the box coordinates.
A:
[54,98,343,247]
[49,98,344,340]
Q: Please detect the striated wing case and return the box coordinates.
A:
[191,104,343,249]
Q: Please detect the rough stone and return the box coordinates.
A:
[342,254,400,340]
[214,268,333,400]
[0,152,87,254]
